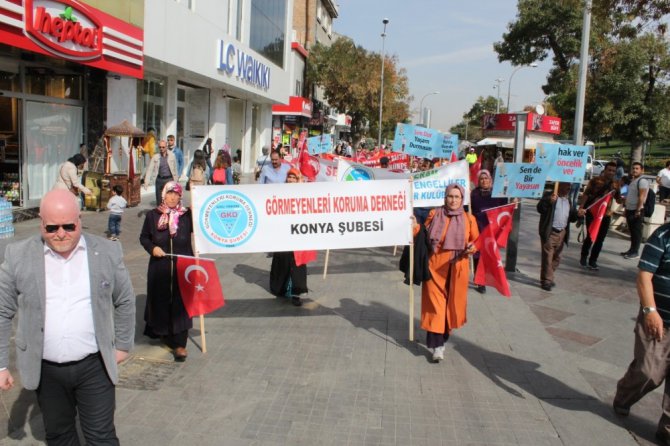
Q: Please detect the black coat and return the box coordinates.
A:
[270,252,308,297]
[537,192,578,245]
[399,225,432,285]
[139,208,194,336]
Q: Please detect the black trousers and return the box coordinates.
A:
[36,353,118,446]
[155,177,171,205]
[581,214,611,265]
[625,210,644,255]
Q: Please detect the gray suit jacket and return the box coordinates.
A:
[0,233,135,390]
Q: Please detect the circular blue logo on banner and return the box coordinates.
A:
[199,191,257,247]
[342,167,373,181]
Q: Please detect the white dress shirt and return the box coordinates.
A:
[43,237,98,362]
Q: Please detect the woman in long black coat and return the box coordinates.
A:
[270,168,308,306]
[140,181,193,361]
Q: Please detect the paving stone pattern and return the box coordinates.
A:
[0,191,658,445]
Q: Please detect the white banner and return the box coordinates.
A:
[413,160,470,207]
[315,158,338,182]
[337,159,409,182]
[192,180,413,254]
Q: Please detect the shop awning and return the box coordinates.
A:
[477,134,556,149]
[272,96,313,118]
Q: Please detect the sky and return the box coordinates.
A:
[332,0,555,135]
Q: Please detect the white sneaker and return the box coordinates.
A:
[432,346,445,362]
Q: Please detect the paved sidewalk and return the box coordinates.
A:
[0,192,657,445]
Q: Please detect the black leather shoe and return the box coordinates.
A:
[541,283,552,291]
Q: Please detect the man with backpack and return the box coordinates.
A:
[622,162,650,259]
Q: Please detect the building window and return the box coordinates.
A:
[249,0,286,68]
[236,0,243,40]
[137,78,166,137]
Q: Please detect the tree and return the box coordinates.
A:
[494,0,670,160]
[450,96,504,142]
[306,37,411,145]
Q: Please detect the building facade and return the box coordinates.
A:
[0,0,293,209]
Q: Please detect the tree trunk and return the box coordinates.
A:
[630,141,643,164]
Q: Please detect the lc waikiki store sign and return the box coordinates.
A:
[0,0,144,78]
[217,39,271,91]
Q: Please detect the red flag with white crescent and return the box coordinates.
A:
[176,256,225,317]
[474,225,511,297]
[484,203,516,248]
[587,192,613,242]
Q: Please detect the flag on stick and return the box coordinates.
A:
[469,154,482,187]
[484,203,516,248]
[474,225,511,297]
[294,250,317,266]
[587,192,613,243]
[176,256,225,317]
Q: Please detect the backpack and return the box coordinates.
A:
[212,168,227,185]
[643,185,656,218]
[190,165,206,185]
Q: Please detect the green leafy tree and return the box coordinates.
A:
[494,0,670,159]
[450,96,503,142]
[306,37,411,145]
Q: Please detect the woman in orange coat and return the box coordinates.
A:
[413,183,478,363]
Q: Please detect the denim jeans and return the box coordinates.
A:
[108,214,122,237]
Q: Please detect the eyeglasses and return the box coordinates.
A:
[44,223,76,233]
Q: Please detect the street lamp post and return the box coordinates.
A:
[377,18,389,149]
[493,78,504,113]
[506,63,538,112]
[419,91,439,126]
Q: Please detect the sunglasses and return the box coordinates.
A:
[44,223,77,233]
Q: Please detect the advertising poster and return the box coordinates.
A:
[391,123,444,158]
[492,163,548,198]
[191,181,413,254]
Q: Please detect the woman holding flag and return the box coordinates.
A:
[470,169,508,293]
[270,168,311,306]
[140,181,193,361]
[412,183,478,363]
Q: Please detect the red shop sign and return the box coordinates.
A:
[0,0,143,78]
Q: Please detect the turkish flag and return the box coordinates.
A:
[587,192,613,242]
[176,256,225,317]
[294,250,317,266]
[299,145,318,181]
[469,154,482,186]
[485,203,516,248]
[474,226,511,297]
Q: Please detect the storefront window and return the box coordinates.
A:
[137,78,166,137]
[249,0,286,68]
[25,68,83,100]
[0,70,18,92]
[25,101,83,202]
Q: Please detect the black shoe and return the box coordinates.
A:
[588,263,599,271]
[579,257,588,268]
[656,431,670,446]
[541,283,552,291]
[291,296,302,306]
[550,281,556,288]
[613,403,629,417]
[620,251,629,256]
[476,285,486,294]
[623,252,639,259]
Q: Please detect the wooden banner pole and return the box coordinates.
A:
[323,249,330,279]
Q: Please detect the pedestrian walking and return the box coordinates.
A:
[412,183,478,363]
[140,181,193,362]
[0,189,135,445]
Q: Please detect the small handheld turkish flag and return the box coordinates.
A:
[474,225,511,297]
[485,203,516,248]
[587,192,613,243]
[176,256,225,317]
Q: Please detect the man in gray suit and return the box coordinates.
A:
[0,189,135,445]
